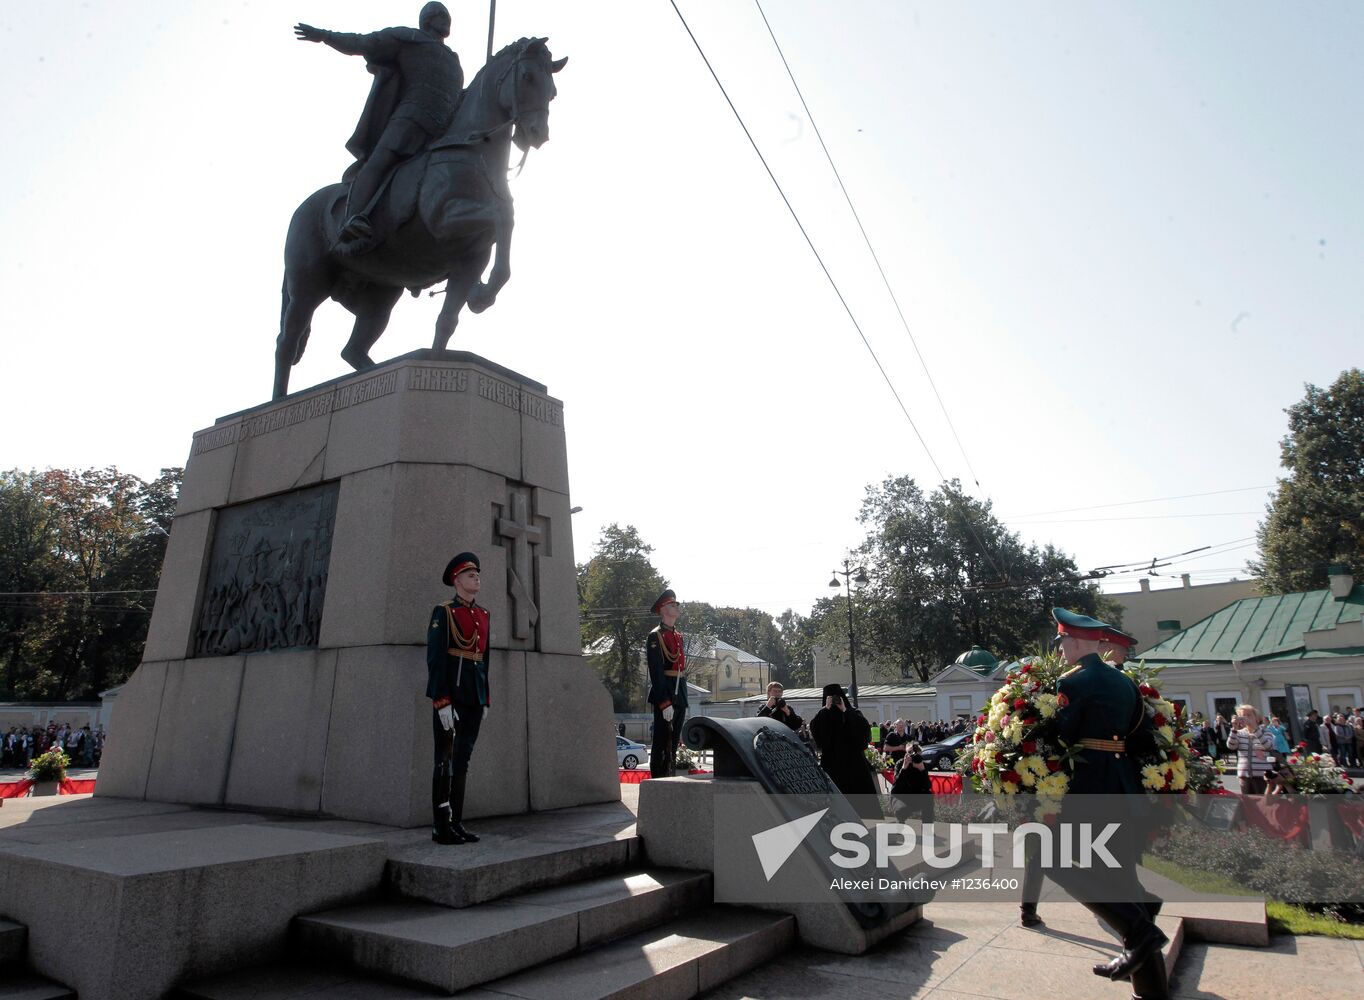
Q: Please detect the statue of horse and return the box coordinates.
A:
[273,36,566,399]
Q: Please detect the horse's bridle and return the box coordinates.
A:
[432,44,547,156]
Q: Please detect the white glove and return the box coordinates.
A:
[662,706,674,723]
[482,706,489,721]
[437,704,454,731]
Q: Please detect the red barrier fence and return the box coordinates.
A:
[0,778,96,798]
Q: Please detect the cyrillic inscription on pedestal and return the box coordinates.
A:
[194,482,339,656]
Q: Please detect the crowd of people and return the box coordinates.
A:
[1186,703,1363,794]
[1,722,104,770]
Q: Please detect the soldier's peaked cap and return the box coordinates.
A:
[1051,607,1136,648]
[443,552,480,586]
[651,589,678,615]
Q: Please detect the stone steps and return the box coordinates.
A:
[0,919,25,968]
[178,906,794,1000]
[465,906,796,1000]
[0,919,76,1000]
[0,971,76,1000]
[297,868,710,994]
[384,832,641,910]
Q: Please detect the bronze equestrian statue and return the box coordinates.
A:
[276,6,565,399]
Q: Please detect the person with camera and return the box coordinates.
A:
[756,681,803,732]
[1226,704,1275,795]
[810,683,877,809]
[889,740,933,823]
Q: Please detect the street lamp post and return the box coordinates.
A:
[829,560,869,708]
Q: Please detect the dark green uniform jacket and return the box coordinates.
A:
[1055,653,1155,795]
[426,599,491,707]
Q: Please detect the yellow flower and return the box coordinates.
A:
[1141,764,1165,790]
[1036,773,1069,797]
[1158,725,1175,742]
[1036,694,1059,719]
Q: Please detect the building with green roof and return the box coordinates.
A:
[1140,565,1364,725]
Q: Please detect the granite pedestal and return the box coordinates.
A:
[97,352,617,826]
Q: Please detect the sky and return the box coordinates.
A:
[2,1,1359,620]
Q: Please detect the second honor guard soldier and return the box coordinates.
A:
[646,589,687,777]
[1047,607,1169,1000]
[426,552,491,845]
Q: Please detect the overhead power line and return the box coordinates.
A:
[667,0,1007,582]
[1002,485,1273,519]
[1009,511,1262,524]
[753,0,982,492]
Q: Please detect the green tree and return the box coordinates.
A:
[577,524,667,712]
[1251,368,1364,592]
[854,476,1116,681]
[774,608,817,687]
[0,466,181,701]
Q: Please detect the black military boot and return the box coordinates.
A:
[1020,903,1042,928]
[1128,951,1171,1000]
[431,764,463,844]
[449,771,479,843]
[431,803,462,845]
[1090,903,1167,981]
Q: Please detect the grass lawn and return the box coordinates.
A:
[1143,853,1364,940]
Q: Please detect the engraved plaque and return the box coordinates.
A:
[193,482,339,656]
[754,726,834,797]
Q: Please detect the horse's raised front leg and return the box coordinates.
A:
[433,249,493,352]
[467,205,514,314]
[339,284,404,371]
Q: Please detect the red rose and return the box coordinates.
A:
[1001,770,1021,784]
[1046,759,1061,773]
[1139,685,1156,697]
[1021,741,1037,754]
[1297,742,1307,749]
[1020,663,1032,674]
[1153,713,1166,726]
[1057,693,1070,707]
[1013,698,1027,710]
[978,714,987,725]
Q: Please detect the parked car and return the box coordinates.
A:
[918,732,971,771]
[616,735,650,770]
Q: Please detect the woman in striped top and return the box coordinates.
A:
[1225,704,1275,795]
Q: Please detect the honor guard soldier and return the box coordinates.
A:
[426,552,490,845]
[646,589,687,777]
[1042,607,1169,1000]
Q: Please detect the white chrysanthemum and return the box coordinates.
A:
[1036,694,1059,719]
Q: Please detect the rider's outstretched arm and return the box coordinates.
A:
[295,24,399,62]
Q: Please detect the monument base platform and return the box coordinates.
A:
[0,794,794,1000]
[96,351,618,827]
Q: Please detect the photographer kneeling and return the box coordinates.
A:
[889,741,934,823]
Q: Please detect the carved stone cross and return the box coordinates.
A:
[496,489,544,640]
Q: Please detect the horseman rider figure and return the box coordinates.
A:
[295,3,464,249]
